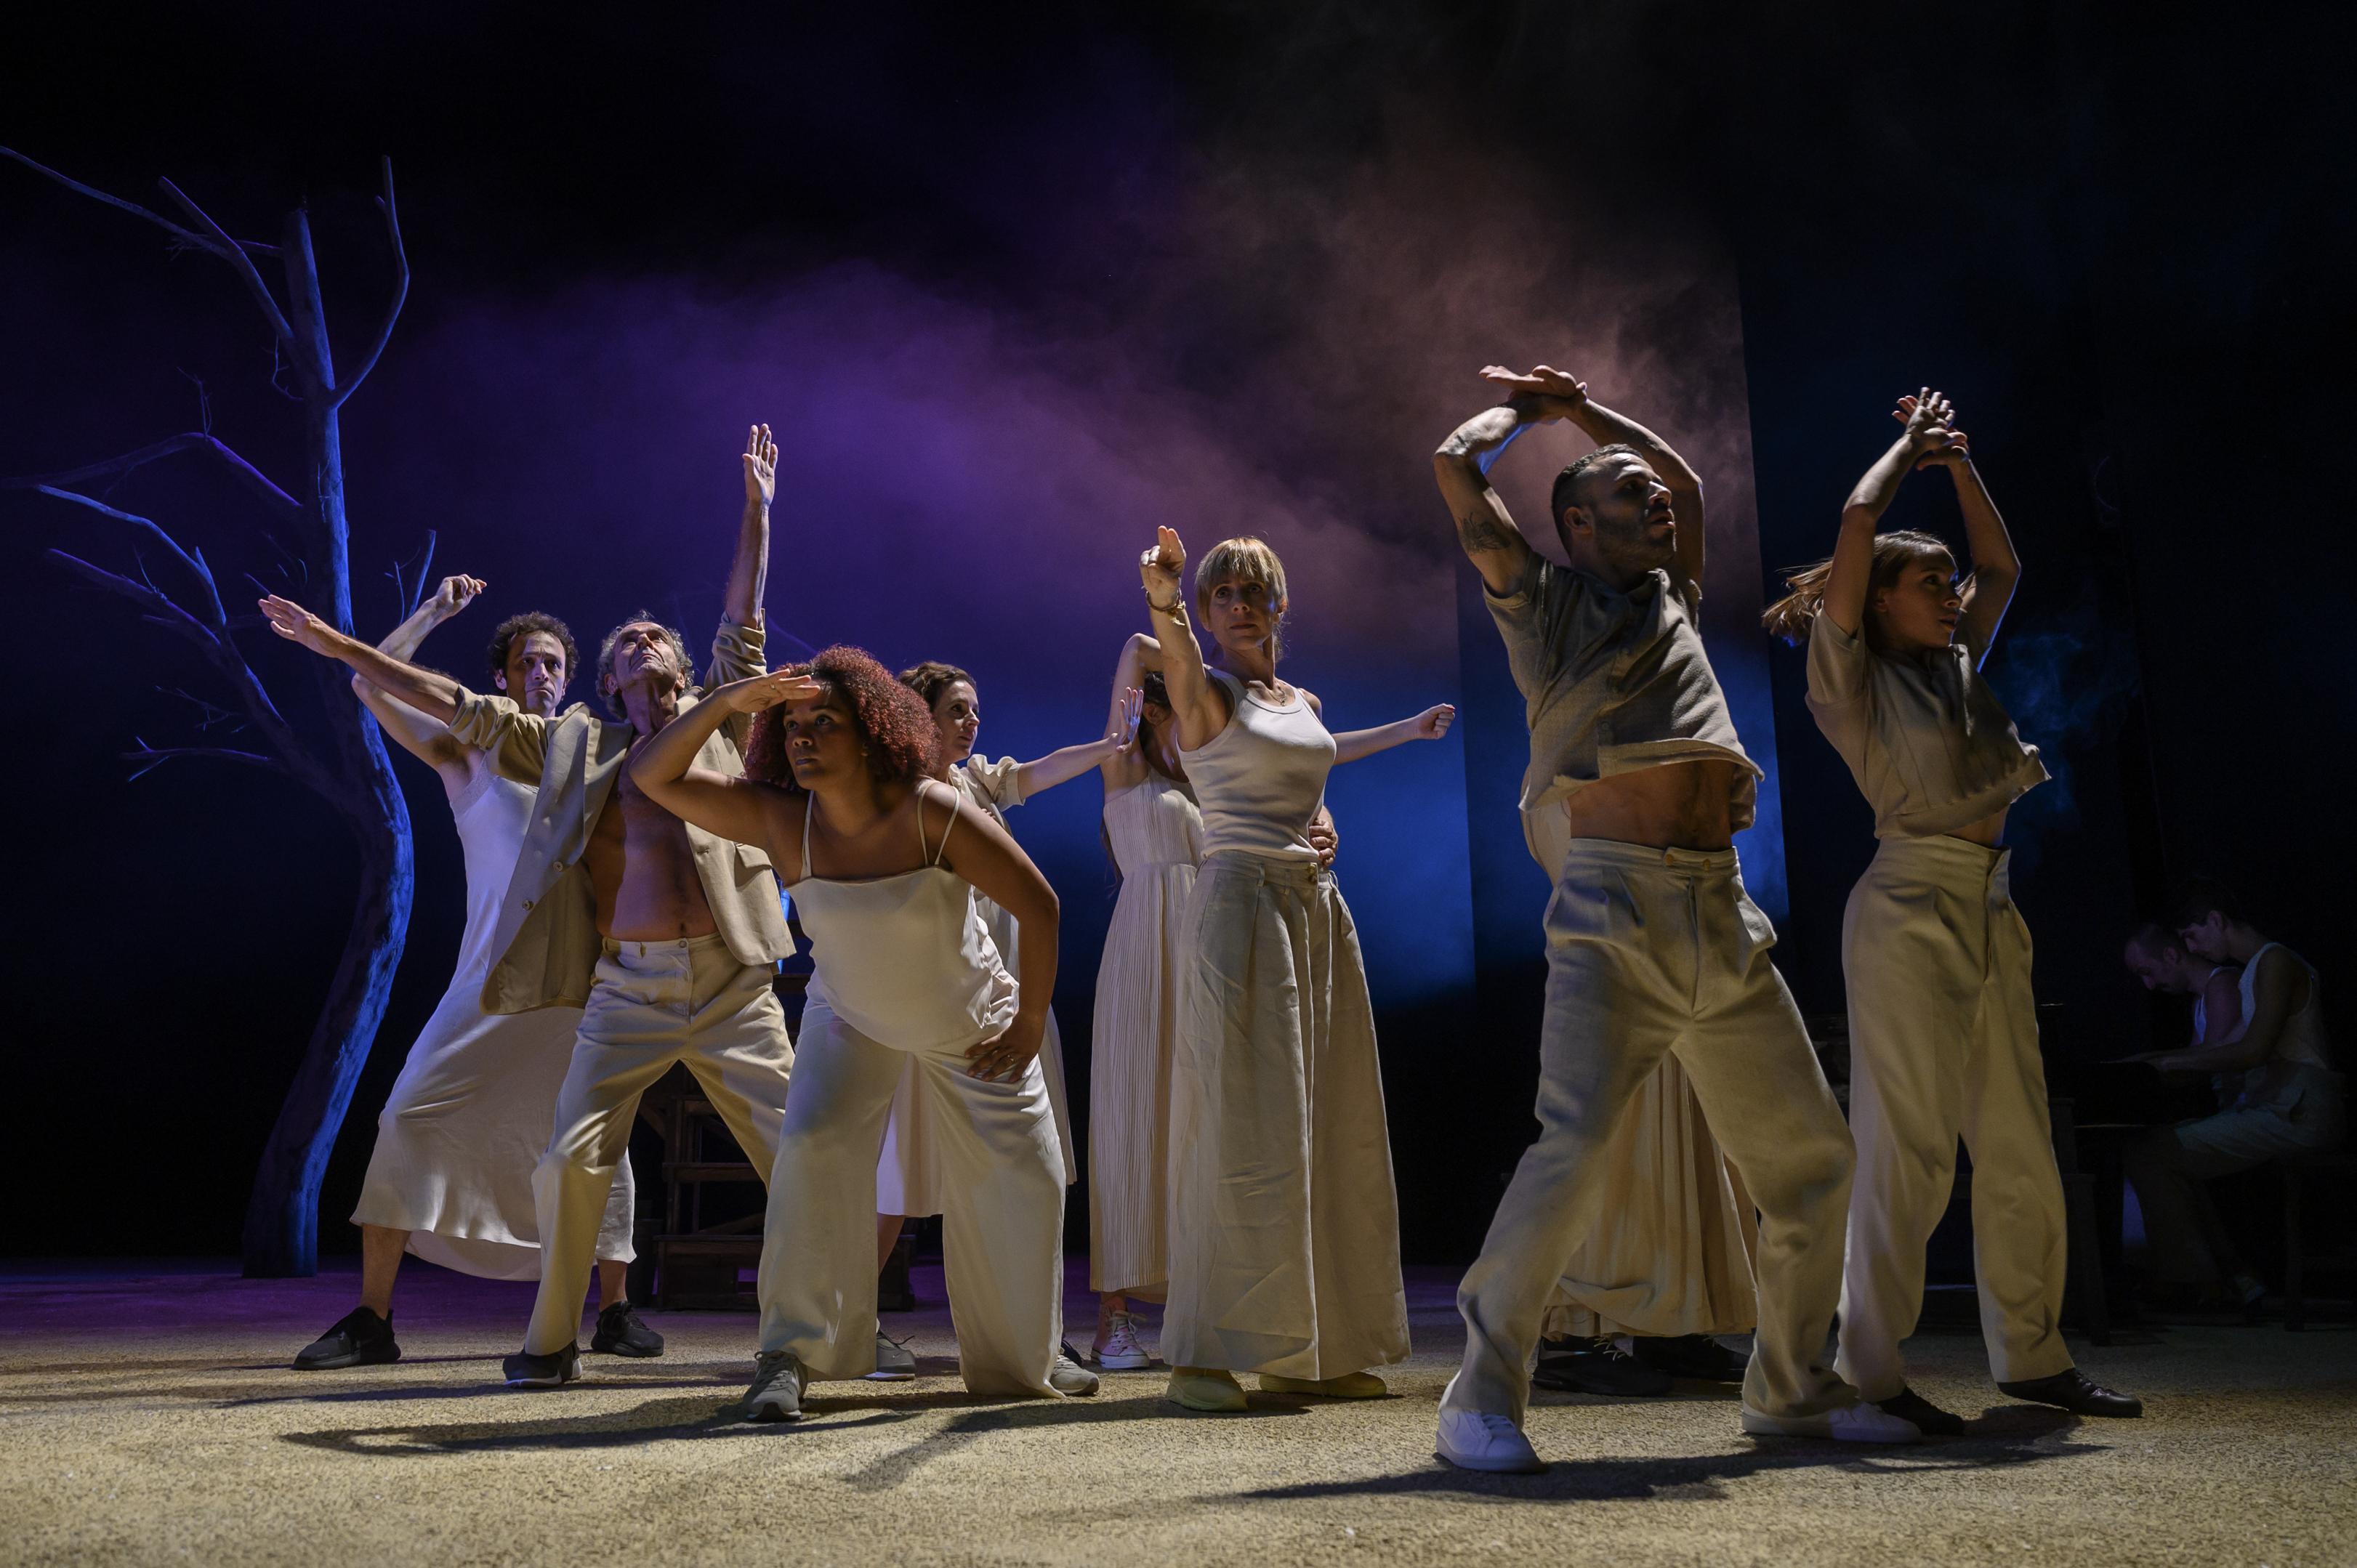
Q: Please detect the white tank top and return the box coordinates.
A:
[448,768,536,986]
[1178,670,1335,862]
[792,781,1019,1051]
[2243,943,2332,1071]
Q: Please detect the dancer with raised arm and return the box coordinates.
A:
[260,424,797,1389]
[628,648,1098,1420]
[292,579,650,1370]
[1137,530,1451,1413]
[862,661,1140,1378]
[1763,391,2139,1431]
[1430,364,1914,1472]
[1087,635,1443,1371]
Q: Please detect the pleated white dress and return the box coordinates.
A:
[1087,773,1204,1298]
[876,756,1079,1216]
[1164,673,1409,1379]
[350,765,634,1280]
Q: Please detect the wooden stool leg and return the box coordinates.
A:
[2284,1165,2306,1333]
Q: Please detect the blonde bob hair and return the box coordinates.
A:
[1193,535,1292,660]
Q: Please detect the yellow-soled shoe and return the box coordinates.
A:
[1167,1366,1249,1411]
[1258,1370,1387,1399]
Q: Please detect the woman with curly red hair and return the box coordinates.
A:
[630,644,1097,1420]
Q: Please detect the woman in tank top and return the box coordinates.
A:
[1137,526,1455,1412]
[864,659,1145,1330]
[629,644,1096,1421]
[1764,392,2139,1429]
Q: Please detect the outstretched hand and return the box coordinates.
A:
[742,423,778,509]
[710,667,822,715]
[431,574,486,615]
[1140,526,1186,605]
[1413,703,1457,741]
[1111,686,1145,753]
[258,594,340,655]
[1480,363,1589,413]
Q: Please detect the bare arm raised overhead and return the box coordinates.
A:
[1898,396,2020,666]
[1820,389,1965,639]
[1432,392,1551,597]
[1101,634,1163,791]
[1139,527,1233,751]
[350,573,485,786]
[725,424,775,631]
[1477,365,1709,590]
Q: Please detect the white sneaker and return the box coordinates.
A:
[1741,1402,1920,1444]
[1093,1309,1153,1370]
[1436,1409,1545,1474]
[1049,1346,1101,1397]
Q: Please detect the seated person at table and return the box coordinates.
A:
[2122,891,2345,1306]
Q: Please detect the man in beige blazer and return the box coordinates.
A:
[261,424,797,1387]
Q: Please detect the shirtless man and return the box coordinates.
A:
[1429,365,1913,1471]
[261,424,797,1387]
[293,580,651,1370]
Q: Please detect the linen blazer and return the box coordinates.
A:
[447,619,791,1014]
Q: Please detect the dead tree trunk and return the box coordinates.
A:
[3,148,417,1275]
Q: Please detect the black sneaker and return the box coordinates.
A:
[292,1306,400,1370]
[1532,1335,1674,1397]
[1998,1368,2143,1418]
[501,1343,582,1388]
[589,1301,665,1358]
[1876,1386,1966,1436]
[1634,1333,1749,1383]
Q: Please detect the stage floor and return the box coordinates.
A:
[3,1260,2351,1567]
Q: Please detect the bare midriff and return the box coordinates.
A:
[1560,759,1744,852]
[585,739,720,942]
[1941,805,2008,849]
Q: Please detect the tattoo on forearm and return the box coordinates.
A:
[1457,510,1514,554]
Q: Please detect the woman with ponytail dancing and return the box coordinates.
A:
[1763,389,2140,1432]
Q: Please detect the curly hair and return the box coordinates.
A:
[746,644,940,793]
[1760,530,1954,651]
[485,611,580,687]
[898,660,976,711]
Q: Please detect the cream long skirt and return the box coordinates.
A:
[1161,853,1409,1379]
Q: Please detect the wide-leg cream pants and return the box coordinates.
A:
[1446,841,1856,1426]
[757,999,1066,1396]
[1164,854,1409,1380]
[521,934,794,1355]
[1835,835,2074,1400]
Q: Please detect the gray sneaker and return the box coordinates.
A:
[743,1351,807,1422]
[1050,1346,1101,1397]
[866,1330,916,1382]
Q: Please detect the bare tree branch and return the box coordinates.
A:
[49,547,218,648]
[158,177,297,349]
[0,146,279,257]
[0,431,302,519]
[124,738,286,782]
[330,158,409,411]
[28,485,227,626]
[390,529,438,619]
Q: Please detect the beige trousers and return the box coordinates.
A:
[1541,1051,1760,1340]
[1164,854,1409,1379]
[521,934,794,1354]
[757,999,1066,1395]
[1446,841,1856,1426]
[1835,836,2074,1399]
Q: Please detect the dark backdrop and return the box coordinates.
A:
[4,3,2346,1265]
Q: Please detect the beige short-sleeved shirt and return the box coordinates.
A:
[954,754,1026,825]
[1486,553,1761,862]
[1805,615,2047,839]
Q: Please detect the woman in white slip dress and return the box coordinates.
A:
[630,644,1100,1421]
[1764,391,2138,1431]
[864,660,1142,1370]
[294,581,643,1372]
[1137,528,1455,1411]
